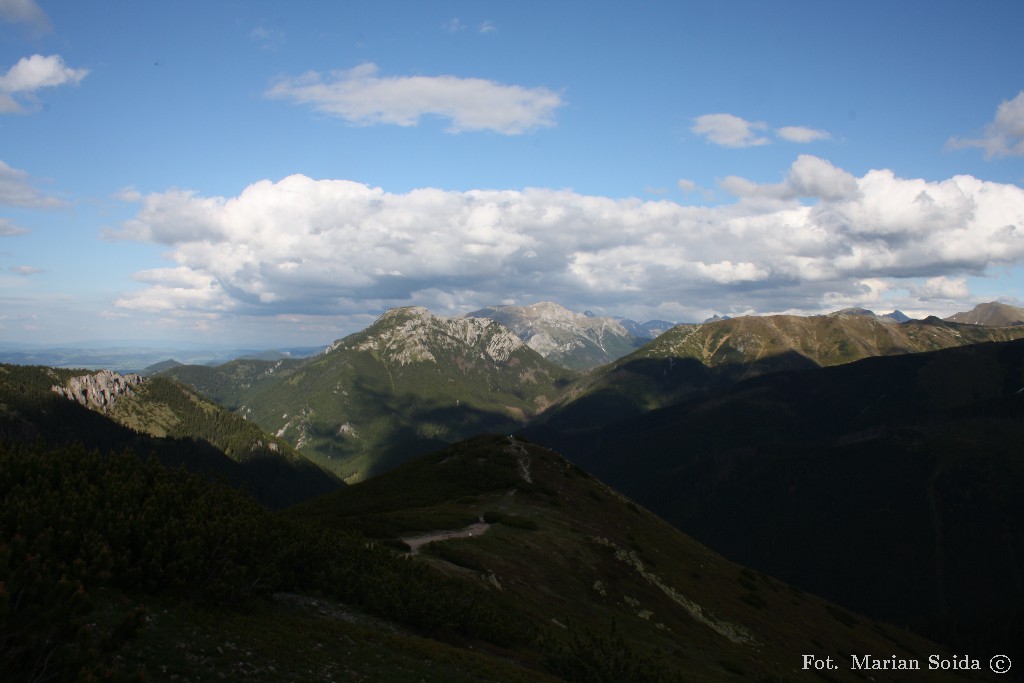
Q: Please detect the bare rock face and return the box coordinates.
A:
[468,301,644,370]
[52,370,145,412]
[340,306,526,366]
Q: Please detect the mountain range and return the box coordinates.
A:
[528,307,1024,438]
[468,301,650,370]
[160,306,576,482]
[0,341,324,374]
[153,301,1024,486]
[4,299,1024,680]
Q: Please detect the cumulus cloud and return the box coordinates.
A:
[948,90,1024,158]
[0,159,64,208]
[0,0,50,32]
[914,275,969,301]
[266,62,563,134]
[110,160,1024,322]
[722,154,858,202]
[0,54,89,113]
[692,113,770,148]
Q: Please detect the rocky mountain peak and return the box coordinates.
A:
[52,370,145,412]
[467,301,648,371]
[332,307,525,366]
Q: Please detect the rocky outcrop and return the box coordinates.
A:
[52,370,144,412]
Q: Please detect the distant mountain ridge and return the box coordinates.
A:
[154,301,1024,486]
[829,307,912,323]
[530,310,1024,436]
[945,301,1024,326]
[468,301,649,370]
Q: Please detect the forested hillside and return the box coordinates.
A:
[0,441,544,682]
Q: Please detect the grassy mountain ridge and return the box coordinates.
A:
[531,312,1024,436]
[524,338,1024,672]
[289,433,983,682]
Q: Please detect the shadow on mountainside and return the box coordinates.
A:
[521,339,1024,671]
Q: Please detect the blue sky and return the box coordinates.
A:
[2,0,1023,346]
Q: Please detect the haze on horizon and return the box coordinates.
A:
[2,1,1023,347]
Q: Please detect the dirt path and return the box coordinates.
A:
[402,522,491,555]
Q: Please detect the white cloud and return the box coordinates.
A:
[0,217,29,236]
[0,159,64,208]
[0,54,89,113]
[914,275,969,301]
[110,161,1024,323]
[479,20,496,34]
[786,154,858,201]
[677,178,696,193]
[948,90,1024,158]
[692,113,770,148]
[249,25,284,50]
[693,114,832,148]
[10,264,42,275]
[776,125,831,143]
[265,62,563,134]
[721,154,857,202]
[0,0,50,32]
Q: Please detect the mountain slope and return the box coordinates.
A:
[531,312,1024,436]
[945,301,1024,326]
[0,439,560,682]
[289,434,982,682]
[165,307,577,483]
[469,301,646,370]
[0,364,341,508]
[524,339,1024,668]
